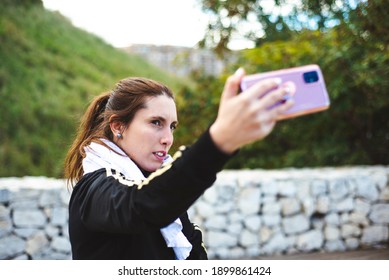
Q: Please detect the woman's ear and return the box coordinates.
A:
[109,116,123,138]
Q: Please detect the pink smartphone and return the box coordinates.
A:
[240,64,330,120]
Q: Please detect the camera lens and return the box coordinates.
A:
[303,71,319,83]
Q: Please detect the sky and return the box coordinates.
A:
[42,0,216,48]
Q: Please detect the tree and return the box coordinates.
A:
[199,0,364,55]
[195,0,389,168]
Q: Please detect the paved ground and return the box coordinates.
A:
[255,247,389,260]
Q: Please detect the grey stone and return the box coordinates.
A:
[10,200,39,209]
[260,227,273,244]
[278,181,296,197]
[262,201,281,214]
[204,215,227,230]
[50,207,68,226]
[335,197,354,212]
[194,200,215,217]
[316,196,330,214]
[262,232,293,254]
[324,240,346,252]
[262,214,281,227]
[324,226,340,241]
[329,179,349,200]
[379,187,389,201]
[14,228,38,239]
[0,189,10,203]
[45,225,60,238]
[301,198,315,216]
[0,235,25,259]
[369,204,389,224]
[206,231,238,248]
[244,215,261,232]
[261,180,278,196]
[311,180,328,197]
[239,229,260,247]
[13,209,46,228]
[297,230,324,252]
[51,236,71,253]
[345,238,360,249]
[60,189,71,206]
[238,187,261,215]
[341,224,361,238]
[349,212,369,226]
[26,231,49,255]
[371,171,388,190]
[39,190,60,207]
[227,247,245,259]
[355,177,379,201]
[13,254,29,260]
[227,222,243,235]
[281,198,301,216]
[283,214,309,235]
[0,205,12,238]
[354,199,371,214]
[361,225,388,244]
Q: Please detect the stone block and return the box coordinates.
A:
[26,231,49,256]
[239,229,260,247]
[281,198,301,216]
[51,236,71,253]
[297,230,324,252]
[0,235,25,259]
[244,215,261,232]
[283,214,309,235]
[206,231,238,248]
[355,177,379,201]
[369,204,389,224]
[238,187,261,215]
[361,225,389,244]
[13,209,46,228]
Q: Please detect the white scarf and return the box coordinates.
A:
[82,139,192,260]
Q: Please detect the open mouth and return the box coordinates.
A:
[153,151,166,161]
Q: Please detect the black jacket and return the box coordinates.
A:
[68,130,233,259]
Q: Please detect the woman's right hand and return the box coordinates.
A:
[210,68,295,154]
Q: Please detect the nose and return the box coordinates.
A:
[160,128,173,148]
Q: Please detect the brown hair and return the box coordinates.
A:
[64,77,174,186]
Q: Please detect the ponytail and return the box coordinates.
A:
[64,92,111,186]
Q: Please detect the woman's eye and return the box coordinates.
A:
[151,120,162,127]
[170,124,177,131]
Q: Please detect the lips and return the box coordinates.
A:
[153,151,166,162]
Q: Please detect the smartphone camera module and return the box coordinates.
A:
[303,71,319,83]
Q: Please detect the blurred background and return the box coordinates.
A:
[1,0,388,178]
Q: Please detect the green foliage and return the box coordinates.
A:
[199,0,364,55]
[0,5,183,177]
[1,0,43,7]
[197,0,389,169]
[173,70,225,148]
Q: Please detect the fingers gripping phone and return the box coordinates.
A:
[240,64,330,120]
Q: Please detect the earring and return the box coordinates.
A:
[117,133,122,139]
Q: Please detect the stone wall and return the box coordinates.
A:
[1,166,388,260]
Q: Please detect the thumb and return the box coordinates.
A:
[221,68,245,101]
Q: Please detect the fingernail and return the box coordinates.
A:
[284,85,290,94]
[283,82,296,96]
[274,78,282,85]
[235,67,245,77]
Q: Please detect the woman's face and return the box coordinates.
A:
[120,94,178,172]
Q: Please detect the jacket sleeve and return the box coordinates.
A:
[71,129,234,234]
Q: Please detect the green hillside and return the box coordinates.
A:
[0,3,184,177]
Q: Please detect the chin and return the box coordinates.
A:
[142,165,159,173]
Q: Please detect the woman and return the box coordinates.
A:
[65,68,294,260]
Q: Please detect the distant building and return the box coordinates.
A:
[121,44,234,77]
